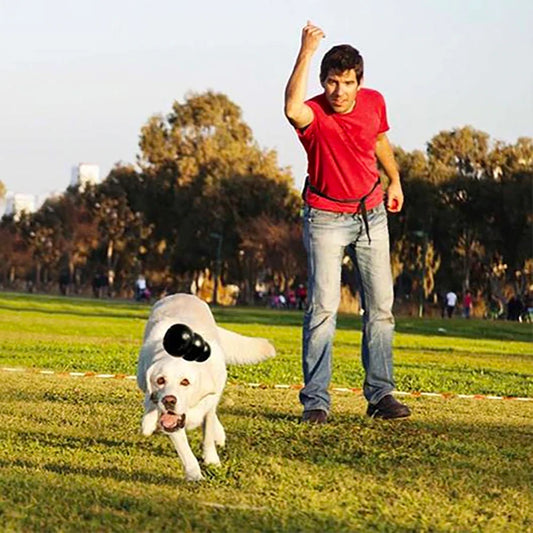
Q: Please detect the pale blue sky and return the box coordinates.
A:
[1,0,532,195]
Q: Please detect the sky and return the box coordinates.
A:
[0,0,532,196]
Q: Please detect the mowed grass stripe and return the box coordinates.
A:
[0,293,531,397]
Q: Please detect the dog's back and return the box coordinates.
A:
[137,294,220,392]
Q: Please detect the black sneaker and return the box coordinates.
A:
[302,409,328,424]
[367,394,411,419]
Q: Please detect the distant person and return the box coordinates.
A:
[287,289,297,309]
[462,290,472,319]
[59,270,71,296]
[284,21,409,423]
[439,291,447,318]
[92,272,101,298]
[135,275,150,302]
[445,291,457,318]
[296,284,307,310]
[507,295,523,322]
[524,292,533,323]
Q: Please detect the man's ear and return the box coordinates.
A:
[357,76,364,90]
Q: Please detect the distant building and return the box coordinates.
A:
[1,190,62,219]
[3,193,37,220]
[1,162,98,219]
[70,163,100,189]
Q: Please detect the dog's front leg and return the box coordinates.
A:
[168,430,203,481]
[141,396,159,436]
[202,409,222,466]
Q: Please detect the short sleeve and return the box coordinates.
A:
[377,93,390,134]
[295,103,318,141]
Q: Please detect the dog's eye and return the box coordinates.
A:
[156,377,166,386]
[180,378,190,386]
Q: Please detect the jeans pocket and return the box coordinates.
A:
[367,202,388,227]
[305,206,342,224]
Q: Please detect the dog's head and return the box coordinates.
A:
[145,357,217,433]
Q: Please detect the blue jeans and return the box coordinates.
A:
[300,202,395,412]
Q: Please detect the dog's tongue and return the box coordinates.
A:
[160,413,179,430]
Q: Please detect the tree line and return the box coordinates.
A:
[0,91,531,315]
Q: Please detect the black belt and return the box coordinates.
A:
[303,176,381,244]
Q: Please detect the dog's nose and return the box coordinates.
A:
[162,395,177,410]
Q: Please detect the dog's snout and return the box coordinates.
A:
[162,395,177,409]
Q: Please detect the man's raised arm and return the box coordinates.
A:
[284,21,325,129]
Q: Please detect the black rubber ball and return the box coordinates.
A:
[195,342,211,362]
[162,324,193,357]
[182,333,205,361]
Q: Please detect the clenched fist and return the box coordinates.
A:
[300,21,325,55]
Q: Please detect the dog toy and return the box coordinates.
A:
[162,324,211,362]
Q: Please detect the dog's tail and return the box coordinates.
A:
[216,327,275,365]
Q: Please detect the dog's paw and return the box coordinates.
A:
[141,410,158,436]
[203,450,221,466]
[185,468,204,482]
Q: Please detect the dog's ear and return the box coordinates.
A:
[144,365,155,395]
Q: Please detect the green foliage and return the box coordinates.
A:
[390,129,533,299]
[1,94,531,309]
[427,126,490,182]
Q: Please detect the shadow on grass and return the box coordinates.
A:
[193,307,533,344]
[0,303,148,322]
[0,471,373,532]
[1,292,531,343]
[221,404,532,492]
[0,456,184,487]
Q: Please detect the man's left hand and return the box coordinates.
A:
[386,180,404,213]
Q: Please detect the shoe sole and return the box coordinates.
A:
[367,411,411,420]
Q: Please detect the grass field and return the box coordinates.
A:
[0,292,532,532]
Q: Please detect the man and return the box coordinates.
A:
[284,22,410,423]
[445,290,457,318]
[462,290,472,319]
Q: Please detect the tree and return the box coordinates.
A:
[427,126,491,182]
[135,91,298,287]
[138,91,292,186]
[0,216,32,287]
[239,215,306,301]
[488,137,533,178]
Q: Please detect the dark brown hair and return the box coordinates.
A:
[320,45,364,84]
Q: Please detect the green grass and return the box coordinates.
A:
[0,292,531,397]
[0,292,532,532]
[1,374,532,532]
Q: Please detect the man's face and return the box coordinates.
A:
[321,69,361,114]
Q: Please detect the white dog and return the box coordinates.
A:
[137,294,275,481]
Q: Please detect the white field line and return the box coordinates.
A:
[1,366,532,402]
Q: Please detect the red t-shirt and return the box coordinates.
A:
[297,88,389,212]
